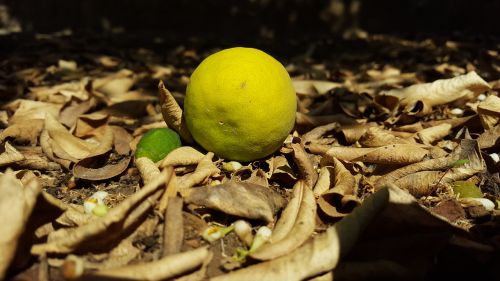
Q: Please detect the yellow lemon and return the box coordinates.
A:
[184,47,296,162]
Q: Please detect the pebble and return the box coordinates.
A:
[490,153,499,163]
[478,94,487,101]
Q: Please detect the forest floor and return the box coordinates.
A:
[1,31,500,281]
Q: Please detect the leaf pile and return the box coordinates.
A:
[1,32,500,281]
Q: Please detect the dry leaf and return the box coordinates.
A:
[340,123,377,144]
[291,143,318,187]
[0,142,25,166]
[302,123,338,144]
[31,171,170,255]
[73,155,131,181]
[250,181,316,260]
[93,69,136,102]
[477,94,500,130]
[160,146,204,167]
[163,197,184,256]
[8,99,62,125]
[477,124,500,149]
[296,112,357,127]
[359,126,413,147]
[29,78,89,103]
[15,147,61,171]
[266,155,297,185]
[59,97,98,128]
[0,170,40,279]
[158,81,194,143]
[87,247,210,281]
[212,185,455,281]
[381,71,490,116]
[321,144,429,165]
[136,157,162,185]
[178,152,220,191]
[111,126,133,155]
[317,158,360,218]
[292,80,343,96]
[416,123,452,145]
[0,119,44,145]
[184,182,285,222]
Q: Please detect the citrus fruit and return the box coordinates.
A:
[184,47,296,162]
[135,128,181,162]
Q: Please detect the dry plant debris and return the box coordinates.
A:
[1,32,500,281]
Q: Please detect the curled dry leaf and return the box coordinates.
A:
[291,143,318,187]
[477,95,500,130]
[381,71,491,116]
[160,146,204,168]
[416,123,452,145]
[15,147,61,171]
[321,144,429,165]
[29,78,90,103]
[266,155,297,185]
[93,69,136,102]
[8,99,62,125]
[292,80,343,96]
[73,154,131,181]
[376,140,485,197]
[0,119,44,145]
[302,122,338,144]
[31,171,170,255]
[184,182,286,222]
[136,157,162,185]
[163,196,184,256]
[87,247,210,281]
[211,184,391,281]
[250,180,316,260]
[0,142,25,166]
[178,152,220,191]
[358,126,413,147]
[158,81,194,143]
[59,97,98,128]
[317,158,360,218]
[0,170,40,280]
[111,126,133,155]
[477,124,500,149]
[339,123,377,144]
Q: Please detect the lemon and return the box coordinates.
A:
[135,128,181,162]
[184,47,296,162]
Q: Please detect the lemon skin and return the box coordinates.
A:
[184,47,297,162]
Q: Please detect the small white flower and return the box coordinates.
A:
[489,153,499,163]
[450,108,464,115]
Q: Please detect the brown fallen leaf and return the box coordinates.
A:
[111,126,133,155]
[292,80,343,96]
[477,124,500,149]
[160,146,204,168]
[93,69,136,102]
[184,182,286,222]
[7,100,62,125]
[178,152,220,191]
[31,170,170,255]
[158,81,194,143]
[339,123,378,144]
[302,122,338,144]
[291,143,318,188]
[73,154,131,181]
[296,112,357,127]
[15,146,61,171]
[0,142,25,166]
[0,119,44,145]
[266,155,297,185]
[376,139,485,197]
[86,247,210,281]
[0,170,40,280]
[29,78,90,103]
[416,123,452,145]
[250,180,316,260]
[477,94,500,130]
[381,71,491,116]
[59,97,98,128]
[358,126,413,147]
[74,113,110,138]
[317,158,360,218]
[211,185,455,281]
[321,144,429,165]
[163,196,184,256]
[136,157,162,185]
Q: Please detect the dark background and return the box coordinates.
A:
[3,0,500,39]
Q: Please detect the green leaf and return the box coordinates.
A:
[450,159,470,167]
[452,181,483,198]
